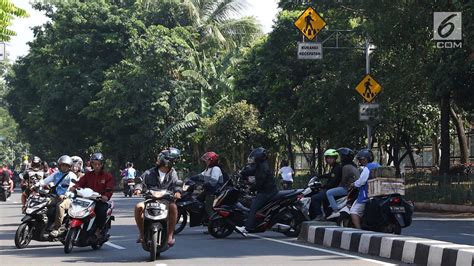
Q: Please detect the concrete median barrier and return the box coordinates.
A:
[298,221,474,265]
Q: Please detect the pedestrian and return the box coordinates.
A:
[278,159,294,190]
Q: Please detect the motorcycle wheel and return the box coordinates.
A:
[0,192,6,201]
[281,210,306,237]
[337,216,353,228]
[64,228,79,254]
[15,223,32,249]
[149,230,158,261]
[174,209,187,235]
[208,216,233,239]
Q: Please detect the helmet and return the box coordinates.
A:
[201,152,219,167]
[248,147,267,164]
[126,162,133,167]
[71,156,83,166]
[338,147,355,164]
[90,153,104,162]
[356,149,374,162]
[57,155,73,167]
[324,149,339,158]
[49,161,58,168]
[158,148,181,167]
[31,156,42,169]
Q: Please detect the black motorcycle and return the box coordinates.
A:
[207,175,318,238]
[14,188,69,248]
[337,192,414,234]
[141,189,178,261]
[0,180,11,201]
[124,178,136,197]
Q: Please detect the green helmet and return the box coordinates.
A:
[324,149,339,158]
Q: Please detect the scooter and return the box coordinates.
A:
[0,180,12,201]
[14,187,69,248]
[141,189,175,261]
[63,188,114,253]
[337,192,414,234]
[124,178,136,197]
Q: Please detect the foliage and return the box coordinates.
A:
[0,0,28,41]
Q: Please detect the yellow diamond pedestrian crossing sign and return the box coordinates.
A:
[355,74,382,103]
[294,7,326,40]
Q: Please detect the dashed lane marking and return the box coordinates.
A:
[105,241,126,250]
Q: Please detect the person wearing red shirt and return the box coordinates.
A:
[71,153,114,237]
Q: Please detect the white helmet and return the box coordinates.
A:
[71,156,83,167]
[57,155,73,167]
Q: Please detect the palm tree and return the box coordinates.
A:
[0,0,28,41]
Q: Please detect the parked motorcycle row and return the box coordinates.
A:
[11,170,413,261]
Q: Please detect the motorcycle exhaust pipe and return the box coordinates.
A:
[271,223,291,233]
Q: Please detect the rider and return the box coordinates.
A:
[325,148,360,220]
[190,151,223,218]
[309,149,342,220]
[70,153,115,238]
[21,156,46,212]
[0,165,14,193]
[133,148,181,246]
[123,162,136,182]
[38,155,77,237]
[71,156,84,180]
[350,149,380,229]
[48,161,59,176]
[235,147,278,237]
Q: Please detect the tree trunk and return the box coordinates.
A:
[432,135,440,167]
[440,95,451,174]
[286,130,295,170]
[310,140,317,175]
[392,141,401,178]
[317,137,323,176]
[450,105,469,164]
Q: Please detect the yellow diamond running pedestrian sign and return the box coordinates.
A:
[355,74,382,103]
[294,7,326,40]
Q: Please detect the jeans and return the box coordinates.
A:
[245,190,277,231]
[326,187,348,211]
[309,191,327,218]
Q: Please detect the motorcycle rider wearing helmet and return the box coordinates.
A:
[350,149,380,229]
[38,155,77,237]
[235,147,278,237]
[70,153,115,238]
[71,156,84,180]
[21,156,46,212]
[190,151,223,218]
[309,149,343,220]
[133,148,182,246]
[325,148,360,220]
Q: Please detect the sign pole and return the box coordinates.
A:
[365,34,372,149]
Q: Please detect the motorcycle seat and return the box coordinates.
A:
[271,189,303,200]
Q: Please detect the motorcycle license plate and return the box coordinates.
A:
[390,206,405,213]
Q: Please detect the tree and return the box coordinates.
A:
[0,0,28,41]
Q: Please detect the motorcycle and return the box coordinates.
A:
[207,175,319,238]
[124,178,136,197]
[175,177,250,234]
[14,187,69,248]
[0,180,12,201]
[141,189,176,261]
[337,192,414,235]
[63,188,114,253]
[307,176,351,221]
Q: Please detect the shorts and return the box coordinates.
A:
[349,201,365,216]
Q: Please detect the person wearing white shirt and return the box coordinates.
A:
[278,160,294,189]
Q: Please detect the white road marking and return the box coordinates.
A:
[105,241,126,250]
[249,234,397,265]
[461,233,474,237]
[413,217,474,221]
[155,264,167,266]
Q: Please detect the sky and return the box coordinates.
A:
[8,0,279,62]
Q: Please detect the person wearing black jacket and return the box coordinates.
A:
[235,148,278,237]
[309,149,342,220]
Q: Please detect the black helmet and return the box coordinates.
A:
[157,148,180,167]
[356,149,374,162]
[49,161,58,168]
[338,147,355,164]
[90,153,104,162]
[248,147,267,164]
[31,156,42,170]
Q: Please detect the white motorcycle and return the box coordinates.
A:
[63,188,114,253]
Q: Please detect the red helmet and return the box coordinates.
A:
[201,152,219,167]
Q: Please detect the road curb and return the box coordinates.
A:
[298,221,474,265]
[414,202,474,213]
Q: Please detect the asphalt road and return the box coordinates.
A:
[0,190,471,265]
